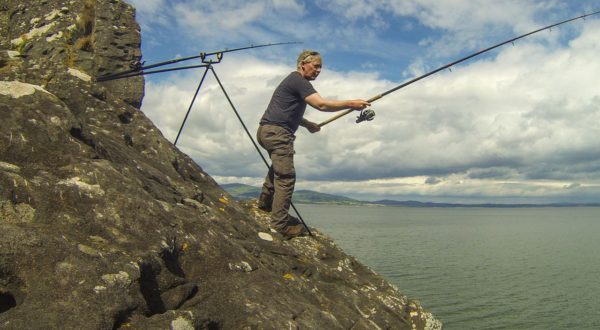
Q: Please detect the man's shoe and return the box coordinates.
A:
[287,215,301,226]
[280,224,306,239]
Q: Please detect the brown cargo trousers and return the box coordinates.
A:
[256,124,298,231]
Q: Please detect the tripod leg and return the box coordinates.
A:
[174,65,211,146]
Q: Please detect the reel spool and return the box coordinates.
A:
[356,109,376,123]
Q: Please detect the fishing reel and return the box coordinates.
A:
[356,108,376,123]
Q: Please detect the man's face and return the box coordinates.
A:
[300,56,322,80]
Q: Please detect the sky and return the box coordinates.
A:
[123,0,600,204]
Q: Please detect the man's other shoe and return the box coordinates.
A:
[280,224,306,239]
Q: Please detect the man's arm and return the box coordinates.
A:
[300,118,320,133]
[305,92,370,112]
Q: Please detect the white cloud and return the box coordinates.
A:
[173,2,266,32]
[125,0,170,28]
[271,0,305,12]
[126,0,165,14]
[133,0,306,45]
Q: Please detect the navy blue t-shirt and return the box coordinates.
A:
[260,71,317,133]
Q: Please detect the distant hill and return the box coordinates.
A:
[220,183,261,200]
[294,189,361,204]
[220,183,363,205]
[221,183,600,208]
[371,200,600,208]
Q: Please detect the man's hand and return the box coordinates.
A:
[348,99,371,111]
[301,120,321,133]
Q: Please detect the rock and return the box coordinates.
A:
[0,1,441,329]
[228,261,255,272]
[258,231,274,241]
[171,315,195,330]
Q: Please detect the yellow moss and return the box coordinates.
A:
[78,0,96,36]
[181,242,189,252]
[14,35,29,54]
[65,44,77,68]
[73,34,94,51]
[64,0,97,67]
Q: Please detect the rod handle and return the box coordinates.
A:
[317,94,383,127]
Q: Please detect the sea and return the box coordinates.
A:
[297,204,600,330]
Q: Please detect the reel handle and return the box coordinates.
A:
[317,94,382,127]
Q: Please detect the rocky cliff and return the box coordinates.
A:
[0,1,442,329]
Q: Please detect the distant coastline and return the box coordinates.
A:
[220,183,600,208]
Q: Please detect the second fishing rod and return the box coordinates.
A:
[96,41,301,82]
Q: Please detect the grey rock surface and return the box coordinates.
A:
[0,0,442,329]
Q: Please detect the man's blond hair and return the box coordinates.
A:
[297,50,320,69]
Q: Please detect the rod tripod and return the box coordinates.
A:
[174,60,314,236]
[98,42,311,235]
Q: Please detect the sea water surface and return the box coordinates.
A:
[298,204,600,330]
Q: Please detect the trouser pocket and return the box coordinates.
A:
[257,125,295,156]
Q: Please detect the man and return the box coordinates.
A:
[257,50,370,238]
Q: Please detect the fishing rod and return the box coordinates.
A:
[96,41,301,82]
[98,64,210,81]
[318,10,600,127]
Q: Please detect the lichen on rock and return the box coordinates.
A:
[0,81,53,98]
